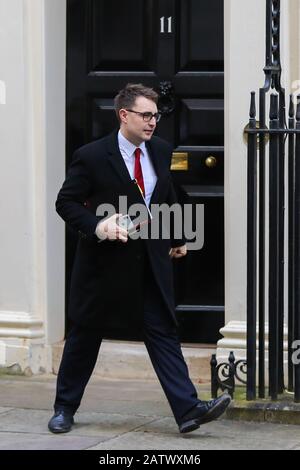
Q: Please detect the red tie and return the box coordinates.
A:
[134,148,145,197]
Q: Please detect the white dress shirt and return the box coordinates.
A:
[118,130,157,207]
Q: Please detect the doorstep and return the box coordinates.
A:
[52,339,214,383]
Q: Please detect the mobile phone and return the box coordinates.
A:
[117,214,135,231]
[117,214,149,235]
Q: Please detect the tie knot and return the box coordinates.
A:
[134,148,141,159]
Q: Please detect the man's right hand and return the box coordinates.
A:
[95,214,128,243]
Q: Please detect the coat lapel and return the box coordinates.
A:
[106,130,132,185]
[146,139,163,205]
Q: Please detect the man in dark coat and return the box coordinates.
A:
[48,84,230,435]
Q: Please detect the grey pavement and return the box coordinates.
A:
[0,374,300,450]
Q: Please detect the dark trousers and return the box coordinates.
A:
[54,260,199,424]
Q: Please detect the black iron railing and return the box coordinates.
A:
[246,0,300,403]
[211,0,300,403]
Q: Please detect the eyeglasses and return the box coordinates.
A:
[126,109,162,123]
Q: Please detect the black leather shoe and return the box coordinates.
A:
[178,393,231,434]
[48,410,74,434]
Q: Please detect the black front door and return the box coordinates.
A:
[66,0,224,343]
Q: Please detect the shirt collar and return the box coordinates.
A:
[118,130,146,158]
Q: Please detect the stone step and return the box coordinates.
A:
[52,340,214,383]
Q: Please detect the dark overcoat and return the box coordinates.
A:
[56,130,185,334]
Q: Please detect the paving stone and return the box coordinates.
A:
[0,375,300,450]
[89,418,300,451]
[0,432,104,451]
[0,407,12,415]
[0,408,157,438]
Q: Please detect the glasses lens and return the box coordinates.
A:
[143,112,153,122]
[143,112,162,122]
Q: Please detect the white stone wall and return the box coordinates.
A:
[219,0,300,370]
[219,0,265,362]
[0,0,66,373]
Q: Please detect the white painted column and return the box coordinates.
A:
[219,0,269,362]
[0,0,66,373]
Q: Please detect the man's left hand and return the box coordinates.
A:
[169,245,187,259]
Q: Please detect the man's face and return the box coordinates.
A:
[119,96,158,146]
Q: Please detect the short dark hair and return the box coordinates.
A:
[114,83,158,121]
